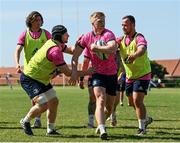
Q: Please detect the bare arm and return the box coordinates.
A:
[57,63,93,80]
[69,45,84,85]
[78,57,90,89]
[91,40,117,54]
[14,45,23,73]
[63,45,75,55]
[127,45,147,63]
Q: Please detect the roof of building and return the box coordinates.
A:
[156,59,180,77]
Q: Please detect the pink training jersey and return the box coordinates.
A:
[80,29,117,75]
[17,29,52,46]
[118,34,151,83]
[47,46,65,66]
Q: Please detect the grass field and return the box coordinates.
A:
[0,86,180,142]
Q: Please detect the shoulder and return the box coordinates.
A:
[104,29,115,36]
[83,31,93,38]
[104,29,116,41]
[20,31,27,38]
[17,30,27,45]
[42,29,52,39]
[135,33,147,46]
[48,46,61,56]
[135,33,146,41]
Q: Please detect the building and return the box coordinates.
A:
[0,59,179,86]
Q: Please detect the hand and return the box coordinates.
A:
[16,65,22,73]
[78,81,84,89]
[69,71,77,86]
[127,54,136,63]
[90,43,98,52]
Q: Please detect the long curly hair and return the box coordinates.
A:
[25,11,43,28]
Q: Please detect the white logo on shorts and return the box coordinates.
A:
[138,86,143,90]
[33,88,39,94]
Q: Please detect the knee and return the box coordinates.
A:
[133,98,143,108]
[49,97,59,107]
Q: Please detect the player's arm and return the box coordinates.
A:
[79,57,90,89]
[126,45,147,63]
[63,45,75,55]
[57,63,93,78]
[91,40,117,54]
[14,45,23,73]
[69,44,84,85]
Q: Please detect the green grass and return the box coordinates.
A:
[0,86,180,142]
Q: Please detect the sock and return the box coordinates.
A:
[23,116,31,123]
[138,119,146,130]
[35,117,41,121]
[88,102,96,115]
[47,123,55,133]
[89,114,94,125]
[98,124,106,134]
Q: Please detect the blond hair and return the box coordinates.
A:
[90,12,105,24]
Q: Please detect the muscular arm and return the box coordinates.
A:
[57,62,93,79]
[63,45,75,55]
[91,40,117,54]
[69,45,84,85]
[82,57,90,71]
[127,45,147,63]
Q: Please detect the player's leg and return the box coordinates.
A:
[132,80,151,136]
[92,73,107,140]
[105,74,117,126]
[87,83,96,128]
[44,88,59,135]
[120,80,125,106]
[20,73,50,135]
[31,99,43,128]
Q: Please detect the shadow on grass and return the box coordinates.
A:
[109,133,180,141]
[120,118,180,122]
[155,131,180,136]
[0,121,16,124]
[38,132,180,141]
[0,126,22,129]
[58,125,87,129]
[146,105,168,108]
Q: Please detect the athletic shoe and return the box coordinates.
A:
[46,130,60,136]
[145,117,153,128]
[111,114,117,127]
[95,126,108,140]
[95,127,100,134]
[20,118,33,136]
[100,132,108,140]
[106,117,111,121]
[120,102,124,106]
[31,119,42,128]
[136,128,146,136]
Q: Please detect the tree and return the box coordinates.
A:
[150,60,168,79]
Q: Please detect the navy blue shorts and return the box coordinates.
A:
[117,80,125,92]
[20,73,52,99]
[88,77,93,87]
[126,80,150,96]
[92,73,117,96]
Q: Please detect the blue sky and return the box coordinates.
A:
[0,0,179,67]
